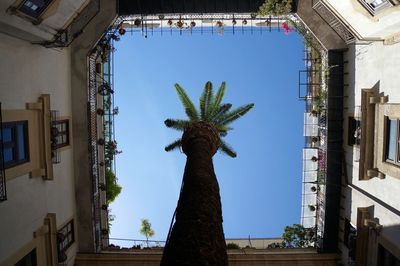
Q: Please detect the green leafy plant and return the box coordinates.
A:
[226,242,240,249]
[258,0,293,16]
[105,169,122,204]
[282,224,316,248]
[140,219,155,248]
[104,140,122,167]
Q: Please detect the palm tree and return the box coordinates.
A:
[161,81,254,265]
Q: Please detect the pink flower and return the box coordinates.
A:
[282,21,293,35]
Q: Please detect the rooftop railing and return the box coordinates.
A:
[300,45,328,249]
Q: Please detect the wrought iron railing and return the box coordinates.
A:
[50,110,61,164]
[300,44,328,249]
[88,52,103,252]
[87,25,120,250]
[106,13,297,38]
[0,102,6,202]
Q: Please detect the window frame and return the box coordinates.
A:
[57,220,75,255]
[383,116,400,166]
[358,0,393,15]
[52,119,70,149]
[1,120,29,169]
[16,0,54,19]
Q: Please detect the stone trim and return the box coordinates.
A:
[313,0,357,43]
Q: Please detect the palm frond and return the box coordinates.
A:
[199,81,213,120]
[219,139,237,158]
[211,103,232,122]
[216,103,254,126]
[175,83,198,121]
[217,124,233,133]
[209,82,226,117]
[164,119,190,131]
[165,138,183,152]
[203,81,214,120]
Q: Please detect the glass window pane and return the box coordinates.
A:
[2,128,12,142]
[4,148,13,162]
[16,124,26,160]
[386,119,397,161]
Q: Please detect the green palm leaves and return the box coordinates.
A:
[165,81,254,158]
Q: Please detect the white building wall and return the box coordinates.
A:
[0,32,76,265]
[324,0,400,39]
[341,40,400,263]
[345,40,400,214]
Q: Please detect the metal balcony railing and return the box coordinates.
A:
[300,44,328,249]
[50,110,61,164]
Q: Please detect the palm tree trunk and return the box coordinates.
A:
[161,122,228,266]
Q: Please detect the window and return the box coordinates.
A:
[14,248,37,266]
[348,116,361,146]
[385,117,399,165]
[1,121,29,169]
[358,0,392,15]
[378,244,400,266]
[51,120,69,149]
[17,0,53,19]
[57,220,75,255]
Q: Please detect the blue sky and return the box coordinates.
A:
[111,28,305,246]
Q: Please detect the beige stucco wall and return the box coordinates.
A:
[344,41,400,207]
[0,32,77,265]
[341,37,400,264]
[323,0,400,39]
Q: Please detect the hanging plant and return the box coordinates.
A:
[167,19,173,26]
[308,205,316,212]
[176,20,184,28]
[97,84,113,96]
[118,28,126,35]
[134,18,141,26]
[216,21,223,27]
[190,21,196,27]
[311,136,319,143]
[96,108,105,116]
[99,183,106,190]
[110,34,120,41]
[311,156,319,162]
[242,19,248,25]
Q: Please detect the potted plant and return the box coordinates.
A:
[96,108,105,116]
